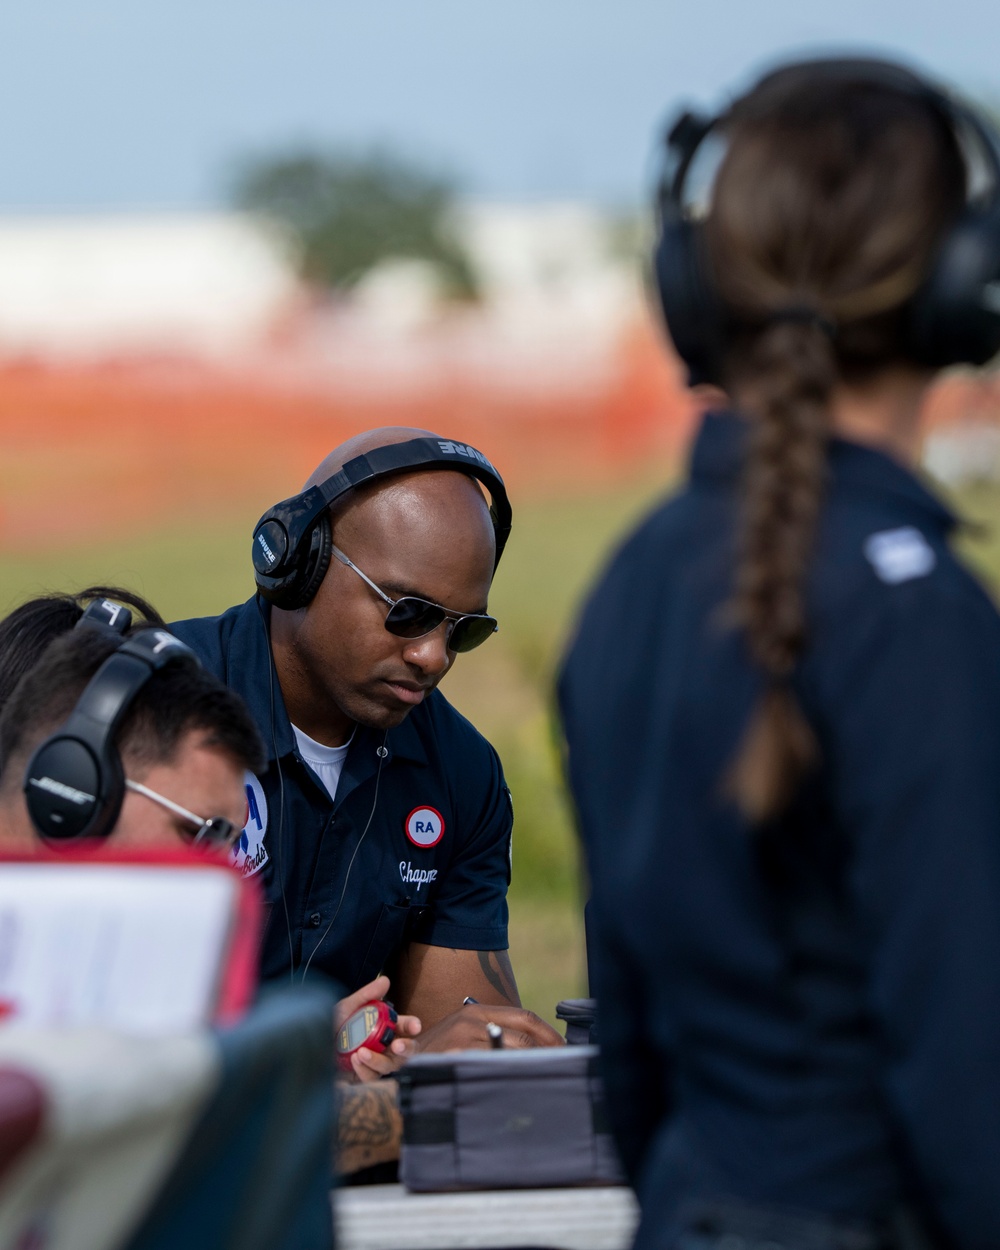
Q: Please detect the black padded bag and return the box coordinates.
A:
[397,1045,624,1192]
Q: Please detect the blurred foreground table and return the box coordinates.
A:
[335,1183,639,1250]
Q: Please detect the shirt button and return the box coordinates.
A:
[308,912,322,927]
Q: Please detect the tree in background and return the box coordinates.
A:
[232,149,478,299]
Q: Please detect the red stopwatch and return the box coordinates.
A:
[336,1000,398,1072]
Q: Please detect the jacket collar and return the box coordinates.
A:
[690,409,958,534]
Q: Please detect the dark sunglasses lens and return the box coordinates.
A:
[448,615,498,653]
[195,818,238,848]
[384,598,446,639]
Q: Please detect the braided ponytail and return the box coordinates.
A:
[725,319,835,821]
[704,72,967,823]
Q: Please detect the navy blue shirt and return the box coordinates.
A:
[559,412,1000,1249]
[172,598,511,991]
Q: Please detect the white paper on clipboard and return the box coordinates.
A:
[0,862,241,1034]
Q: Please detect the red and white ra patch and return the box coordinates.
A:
[405,806,445,849]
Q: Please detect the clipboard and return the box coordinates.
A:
[0,845,263,1033]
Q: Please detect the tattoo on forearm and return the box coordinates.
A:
[477,949,518,1004]
[336,1081,402,1174]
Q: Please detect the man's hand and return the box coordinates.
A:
[392,944,563,1050]
[414,1001,564,1052]
[335,974,421,1082]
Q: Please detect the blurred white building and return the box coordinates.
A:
[0,204,641,381]
[0,214,298,358]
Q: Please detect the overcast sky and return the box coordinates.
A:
[1,0,998,213]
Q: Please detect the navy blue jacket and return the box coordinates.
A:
[172,598,511,990]
[559,412,1000,1249]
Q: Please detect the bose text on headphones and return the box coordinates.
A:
[24,630,200,842]
[251,437,513,611]
[653,57,1000,385]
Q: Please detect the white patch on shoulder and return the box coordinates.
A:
[863,526,936,585]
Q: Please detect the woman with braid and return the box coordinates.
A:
[560,58,1000,1250]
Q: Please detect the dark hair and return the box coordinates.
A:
[705,67,966,822]
[0,627,264,793]
[0,586,165,714]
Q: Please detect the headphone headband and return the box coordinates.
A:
[23,630,200,843]
[662,58,1000,224]
[66,632,196,733]
[75,597,134,637]
[252,437,513,611]
[654,56,1000,382]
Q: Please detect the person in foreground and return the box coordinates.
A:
[0,621,339,1247]
[171,427,560,1063]
[0,625,261,849]
[560,58,1000,1250]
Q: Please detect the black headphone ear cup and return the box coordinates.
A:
[84,747,125,841]
[96,749,126,839]
[254,514,332,610]
[293,512,333,608]
[653,217,726,386]
[24,736,122,842]
[907,205,1000,368]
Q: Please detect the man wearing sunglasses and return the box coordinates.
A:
[171,427,561,1064]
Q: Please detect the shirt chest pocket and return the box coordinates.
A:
[357,899,430,985]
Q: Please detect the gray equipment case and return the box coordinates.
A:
[397,1044,624,1191]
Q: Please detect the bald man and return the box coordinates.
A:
[171,428,559,1060]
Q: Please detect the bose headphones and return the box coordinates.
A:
[251,437,513,611]
[24,629,201,842]
[653,57,1000,385]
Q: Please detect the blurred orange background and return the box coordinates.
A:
[1,316,698,555]
[5,316,999,558]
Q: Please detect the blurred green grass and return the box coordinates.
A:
[0,474,674,1026]
[7,467,998,1027]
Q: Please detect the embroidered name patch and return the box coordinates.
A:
[400,861,438,887]
[405,806,444,849]
[863,526,936,585]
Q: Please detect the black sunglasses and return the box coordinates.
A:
[331,545,498,653]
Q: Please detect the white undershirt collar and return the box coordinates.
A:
[291,722,356,802]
